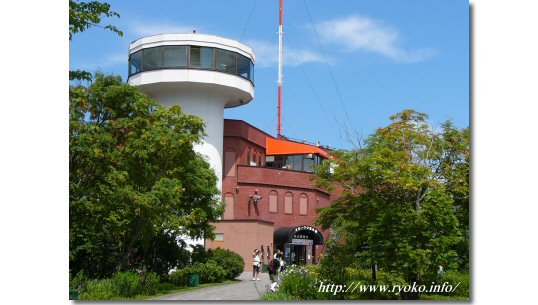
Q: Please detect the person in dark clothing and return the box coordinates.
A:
[268,254,282,291]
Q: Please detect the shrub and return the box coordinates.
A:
[112,271,141,298]
[434,270,469,298]
[156,282,177,292]
[169,260,226,285]
[193,260,227,283]
[345,267,405,300]
[278,266,326,300]
[209,248,245,280]
[261,291,301,300]
[70,270,88,291]
[191,244,211,264]
[78,279,118,300]
[169,268,189,286]
[140,272,160,295]
[421,294,469,300]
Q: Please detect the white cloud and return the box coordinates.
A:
[245,40,325,68]
[316,15,436,63]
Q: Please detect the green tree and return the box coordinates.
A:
[315,110,469,299]
[69,73,223,278]
[69,0,123,81]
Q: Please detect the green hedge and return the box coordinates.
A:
[77,271,160,300]
[209,248,244,280]
[169,260,227,285]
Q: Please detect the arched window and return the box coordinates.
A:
[247,149,251,165]
[299,193,308,215]
[285,192,293,214]
[269,191,278,213]
[224,149,236,177]
[223,193,234,220]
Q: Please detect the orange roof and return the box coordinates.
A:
[266,138,329,158]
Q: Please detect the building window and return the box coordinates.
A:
[216,48,236,74]
[163,45,187,67]
[237,54,251,79]
[299,193,308,215]
[247,150,251,165]
[285,192,293,214]
[201,47,214,69]
[189,46,201,67]
[224,150,236,177]
[129,50,142,75]
[214,233,224,241]
[269,191,278,213]
[253,152,257,166]
[129,45,254,82]
[223,193,234,220]
[142,46,163,71]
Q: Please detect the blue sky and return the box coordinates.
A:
[70,0,469,150]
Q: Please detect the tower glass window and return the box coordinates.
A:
[237,55,251,79]
[216,49,236,74]
[163,45,187,67]
[129,45,253,83]
[129,50,142,75]
[142,46,162,71]
[190,46,201,67]
[201,47,214,69]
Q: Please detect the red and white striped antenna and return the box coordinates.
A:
[277,0,283,136]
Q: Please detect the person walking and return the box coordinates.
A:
[268,253,282,291]
[273,250,284,272]
[252,249,262,281]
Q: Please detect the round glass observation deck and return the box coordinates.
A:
[128,42,254,83]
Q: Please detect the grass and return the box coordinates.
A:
[133,280,240,300]
[421,294,470,300]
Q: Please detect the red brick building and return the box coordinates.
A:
[205,119,341,271]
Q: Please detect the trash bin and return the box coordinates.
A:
[69,290,78,300]
[263,264,269,273]
[188,272,200,287]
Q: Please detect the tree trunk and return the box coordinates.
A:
[119,219,145,270]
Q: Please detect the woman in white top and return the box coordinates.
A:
[252,249,261,281]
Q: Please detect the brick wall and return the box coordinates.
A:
[205,220,274,272]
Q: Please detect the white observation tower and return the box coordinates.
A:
[127,33,255,192]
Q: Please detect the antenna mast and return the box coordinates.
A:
[277,0,283,135]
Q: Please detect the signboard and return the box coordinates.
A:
[291,239,313,245]
[293,225,319,234]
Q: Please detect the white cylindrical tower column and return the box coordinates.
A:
[127,33,255,192]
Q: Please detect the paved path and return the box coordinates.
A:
[151,272,272,300]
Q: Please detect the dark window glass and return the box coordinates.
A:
[216,49,236,74]
[201,47,214,69]
[253,152,257,166]
[285,155,293,169]
[293,155,302,171]
[247,151,250,165]
[190,46,201,67]
[250,62,255,81]
[129,51,142,75]
[163,45,187,67]
[303,156,314,172]
[237,55,251,79]
[142,47,162,71]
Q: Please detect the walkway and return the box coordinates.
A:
[151,272,272,300]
